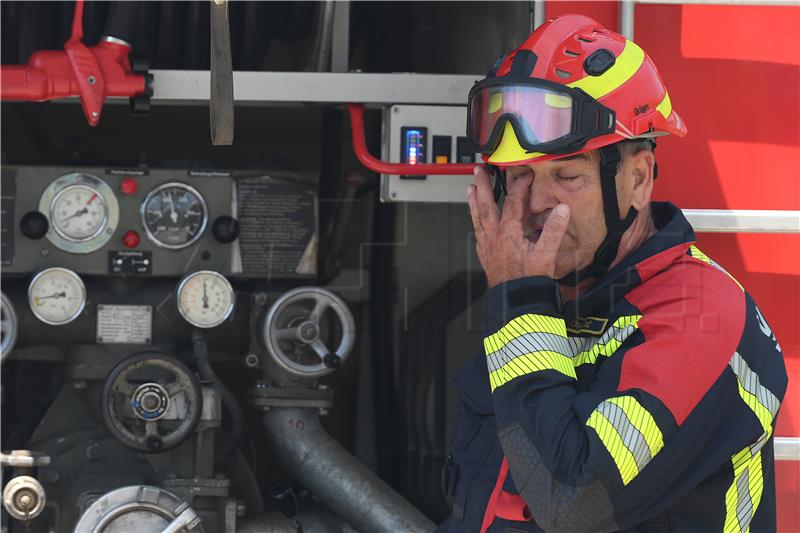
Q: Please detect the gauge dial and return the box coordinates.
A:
[28,268,87,325]
[176,271,234,328]
[50,184,108,242]
[141,183,208,249]
[39,173,119,254]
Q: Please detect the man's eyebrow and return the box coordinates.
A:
[556,153,592,163]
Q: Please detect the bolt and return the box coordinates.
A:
[318,408,329,416]
[72,380,87,390]
[40,248,49,257]
[255,379,269,389]
[91,112,98,118]
[244,354,260,368]
[86,441,103,461]
[254,293,268,306]
[87,76,96,85]
[236,502,246,517]
[317,384,329,390]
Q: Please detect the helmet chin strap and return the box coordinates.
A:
[559,143,638,287]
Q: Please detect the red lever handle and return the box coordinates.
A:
[347,103,478,176]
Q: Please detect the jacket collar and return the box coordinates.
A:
[562,202,695,321]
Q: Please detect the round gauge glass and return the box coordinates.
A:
[1,291,18,361]
[28,268,87,326]
[176,271,235,328]
[50,184,109,242]
[141,183,208,249]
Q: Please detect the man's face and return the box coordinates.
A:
[506,153,609,279]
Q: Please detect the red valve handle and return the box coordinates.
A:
[347,103,478,176]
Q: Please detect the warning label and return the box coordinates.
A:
[97,305,152,344]
[236,177,316,276]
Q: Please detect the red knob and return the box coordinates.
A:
[122,230,140,248]
[120,177,138,195]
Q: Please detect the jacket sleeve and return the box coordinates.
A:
[484,276,785,532]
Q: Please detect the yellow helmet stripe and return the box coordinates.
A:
[487,122,547,164]
[567,40,645,100]
[656,91,672,119]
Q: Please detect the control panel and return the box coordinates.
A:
[380,105,480,203]
[1,166,317,278]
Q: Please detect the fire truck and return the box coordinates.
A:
[1,1,797,531]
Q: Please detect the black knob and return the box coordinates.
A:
[323,353,341,369]
[212,215,240,243]
[20,211,49,240]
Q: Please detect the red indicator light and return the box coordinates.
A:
[122,230,140,248]
[120,177,138,195]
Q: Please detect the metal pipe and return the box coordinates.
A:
[620,0,635,40]
[312,0,336,72]
[262,408,435,533]
[238,509,357,533]
[533,0,546,30]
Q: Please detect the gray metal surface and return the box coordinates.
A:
[73,485,203,533]
[330,2,350,73]
[620,0,636,40]
[262,408,435,532]
[149,71,480,106]
[238,509,357,533]
[775,437,800,461]
[683,209,800,234]
[381,105,478,203]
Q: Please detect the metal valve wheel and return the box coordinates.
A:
[101,353,202,453]
[1,291,18,363]
[263,287,356,378]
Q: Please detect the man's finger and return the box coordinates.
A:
[474,166,500,229]
[466,185,485,239]
[499,172,532,226]
[533,203,570,269]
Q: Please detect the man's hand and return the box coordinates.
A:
[467,166,571,288]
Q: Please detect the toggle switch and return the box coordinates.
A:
[433,135,452,164]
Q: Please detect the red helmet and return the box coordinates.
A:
[467,14,686,167]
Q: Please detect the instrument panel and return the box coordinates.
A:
[1,166,318,279]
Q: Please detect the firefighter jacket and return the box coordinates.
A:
[438,202,788,532]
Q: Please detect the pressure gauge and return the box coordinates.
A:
[176,271,234,328]
[39,173,119,254]
[141,183,208,249]
[28,268,87,325]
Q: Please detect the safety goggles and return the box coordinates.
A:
[467,77,616,155]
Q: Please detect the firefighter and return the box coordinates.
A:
[440,14,788,532]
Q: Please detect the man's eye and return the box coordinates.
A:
[557,174,580,181]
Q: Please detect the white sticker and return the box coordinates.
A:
[97,305,152,344]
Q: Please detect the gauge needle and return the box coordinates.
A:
[86,193,98,205]
[64,207,89,221]
[35,291,67,305]
[202,280,209,309]
[165,193,178,224]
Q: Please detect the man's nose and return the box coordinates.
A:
[528,174,557,214]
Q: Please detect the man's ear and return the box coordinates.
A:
[630,151,655,211]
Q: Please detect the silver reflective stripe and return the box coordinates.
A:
[597,401,652,471]
[486,332,572,372]
[735,467,753,530]
[568,320,641,366]
[729,352,780,419]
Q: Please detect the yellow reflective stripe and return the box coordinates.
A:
[689,245,744,291]
[567,40,645,100]
[489,350,576,391]
[736,381,773,435]
[656,91,672,120]
[586,409,640,485]
[572,315,642,367]
[487,313,567,349]
[723,446,767,533]
[606,396,664,458]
